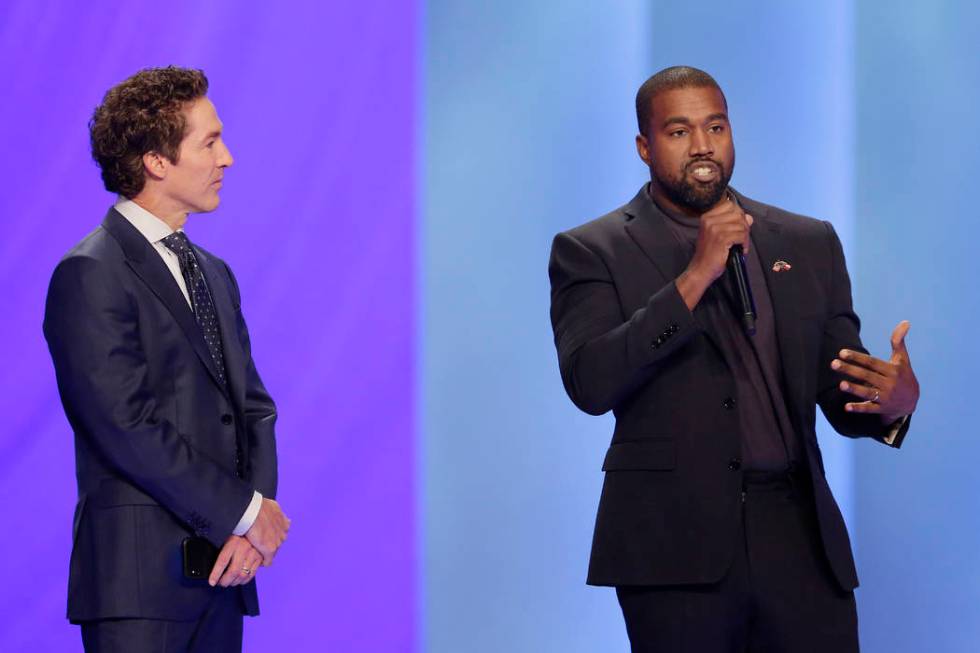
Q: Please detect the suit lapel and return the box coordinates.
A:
[623,187,689,285]
[101,209,227,394]
[621,186,812,432]
[196,249,250,470]
[195,248,246,410]
[623,186,730,354]
[740,196,807,423]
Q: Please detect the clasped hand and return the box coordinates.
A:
[209,497,292,586]
[244,497,291,566]
[208,535,263,587]
[831,320,920,424]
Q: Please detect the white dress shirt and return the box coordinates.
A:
[114,199,262,536]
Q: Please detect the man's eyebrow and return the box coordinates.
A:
[201,127,223,141]
[661,116,691,129]
[661,113,730,130]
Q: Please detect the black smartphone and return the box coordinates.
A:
[182,537,219,580]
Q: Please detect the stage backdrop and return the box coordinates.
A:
[852,2,980,651]
[420,1,860,651]
[2,1,976,651]
[0,2,415,651]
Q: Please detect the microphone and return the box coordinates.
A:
[726,191,757,336]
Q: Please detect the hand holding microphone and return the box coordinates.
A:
[675,192,754,320]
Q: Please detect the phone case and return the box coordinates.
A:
[182,536,219,580]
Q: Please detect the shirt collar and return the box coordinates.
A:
[113,197,182,245]
[645,183,701,230]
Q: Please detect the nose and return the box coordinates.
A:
[219,141,234,168]
[688,129,713,157]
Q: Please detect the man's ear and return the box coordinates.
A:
[142,151,168,181]
[635,133,651,166]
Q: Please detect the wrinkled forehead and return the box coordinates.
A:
[650,85,728,126]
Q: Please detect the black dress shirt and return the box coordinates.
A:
[650,190,801,471]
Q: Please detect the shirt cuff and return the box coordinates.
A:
[882,415,909,446]
[232,491,263,536]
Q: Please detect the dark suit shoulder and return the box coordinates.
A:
[739,194,835,240]
[46,226,137,327]
[564,201,628,238]
[192,243,238,297]
[192,242,225,265]
[556,202,633,256]
[49,227,129,297]
[59,225,124,265]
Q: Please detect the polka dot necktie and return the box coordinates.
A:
[161,231,227,388]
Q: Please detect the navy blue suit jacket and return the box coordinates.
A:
[44,208,278,622]
[549,187,909,591]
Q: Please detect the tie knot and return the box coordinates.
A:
[161,231,192,256]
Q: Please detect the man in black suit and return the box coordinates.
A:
[548,66,920,651]
[44,67,290,652]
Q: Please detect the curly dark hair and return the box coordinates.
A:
[89,66,209,198]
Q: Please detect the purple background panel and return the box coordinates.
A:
[0,2,415,651]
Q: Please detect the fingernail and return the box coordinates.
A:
[845,404,853,412]
[831,360,841,370]
[840,382,849,390]
[839,350,849,359]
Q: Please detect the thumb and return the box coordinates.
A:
[890,320,911,361]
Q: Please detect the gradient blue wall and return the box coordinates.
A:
[853,3,980,651]
[422,3,649,650]
[3,1,976,650]
[422,1,864,650]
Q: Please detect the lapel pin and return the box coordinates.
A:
[772,260,792,273]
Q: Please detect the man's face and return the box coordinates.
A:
[637,85,734,214]
[160,97,233,214]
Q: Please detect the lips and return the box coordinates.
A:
[687,161,719,183]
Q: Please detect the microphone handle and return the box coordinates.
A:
[728,245,757,336]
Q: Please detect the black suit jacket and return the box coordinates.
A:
[44,208,278,622]
[549,187,908,591]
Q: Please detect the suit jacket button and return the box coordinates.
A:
[723,397,736,410]
[221,414,233,425]
[728,458,742,471]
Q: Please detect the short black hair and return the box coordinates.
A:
[635,66,725,136]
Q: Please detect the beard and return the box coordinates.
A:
[654,156,734,214]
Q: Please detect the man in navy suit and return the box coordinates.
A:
[44,66,290,652]
[549,66,920,651]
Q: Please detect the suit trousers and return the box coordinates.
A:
[616,472,858,653]
[80,586,245,653]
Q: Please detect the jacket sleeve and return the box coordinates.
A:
[44,255,254,546]
[815,221,910,447]
[222,261,278,499]
[548,231,699,415]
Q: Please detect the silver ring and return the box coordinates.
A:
[242,567,251,575]
[871,389,880,403]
